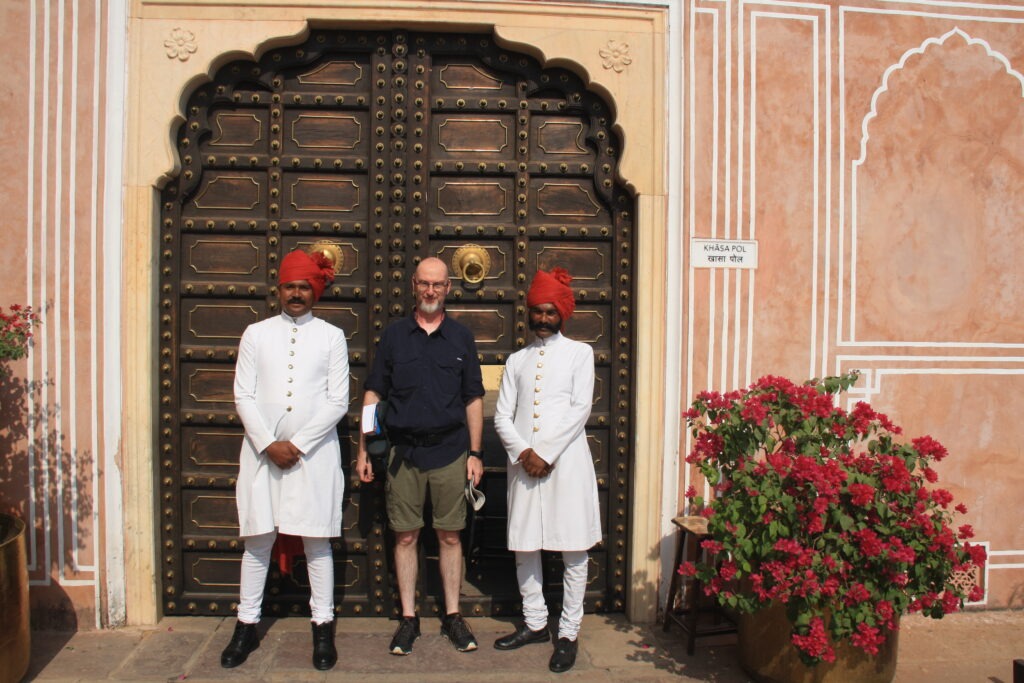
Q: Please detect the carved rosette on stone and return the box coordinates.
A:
[599,40,632,73]
[165,28,197,62]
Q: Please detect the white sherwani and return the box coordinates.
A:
[494,332,602,551]
[234,311,349,538]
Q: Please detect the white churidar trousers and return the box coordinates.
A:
[515,549,588,640]
[237,531,335,625]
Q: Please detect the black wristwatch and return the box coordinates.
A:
[468,450,484,459]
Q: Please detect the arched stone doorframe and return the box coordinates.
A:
[121,0,670,625]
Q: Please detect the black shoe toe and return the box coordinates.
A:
[494,622,550,651]
[312,621,337,671]
[549,637,578,673]
[220,621,259,669]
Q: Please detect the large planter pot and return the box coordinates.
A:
[0,513,30,683]
[738,602,898,683]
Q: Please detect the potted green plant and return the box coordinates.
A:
[681,372,986,683]
[0,303,39,683]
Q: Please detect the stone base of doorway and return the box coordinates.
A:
[25,614,745,682]
[23,610,1024,682]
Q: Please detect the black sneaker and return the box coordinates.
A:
[389,616,421,655]
[440,613,478,652]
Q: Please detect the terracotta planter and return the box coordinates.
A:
[0,514,30,683]
[738,602,898,683]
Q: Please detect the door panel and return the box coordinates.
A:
[159,28,634,618]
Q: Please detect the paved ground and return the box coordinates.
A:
[22,609,1024,682]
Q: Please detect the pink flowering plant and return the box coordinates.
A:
[681,371,986,666]
[0,304,40,366]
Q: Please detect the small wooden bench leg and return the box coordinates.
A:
[662,516,736,655]
[684,537,700,655]
[662,526,687,632]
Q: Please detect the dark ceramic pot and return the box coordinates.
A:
[738,601,898,683]
[0,513,30,683]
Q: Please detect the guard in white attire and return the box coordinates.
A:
[493,268,601,674]
[221,248,350,672]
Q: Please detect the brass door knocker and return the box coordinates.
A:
[451,244,490,288]
[309,240,344,275]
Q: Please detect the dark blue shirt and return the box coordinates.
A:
[365,314,484,470]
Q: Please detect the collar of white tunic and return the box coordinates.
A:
[280,311,315,326]
[533,331,564,348]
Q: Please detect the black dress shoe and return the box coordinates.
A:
[312,620,338,670]
[494,622,550,650]
[220,620,259,668]
[549,637,578,673]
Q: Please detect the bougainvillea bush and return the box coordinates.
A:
[681,372,986,666]
[0,304,39,364]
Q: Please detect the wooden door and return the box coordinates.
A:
[158,28,635,619]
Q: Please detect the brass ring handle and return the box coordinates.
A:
[451,244,490,285]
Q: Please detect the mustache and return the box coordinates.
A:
[528,319,560,333]
[287,297,305,304]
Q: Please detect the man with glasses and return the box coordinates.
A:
[355,256,485,656]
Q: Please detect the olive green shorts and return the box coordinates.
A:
[385,450,467,532]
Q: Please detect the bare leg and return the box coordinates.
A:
[436,529,463,614]
[394,529,420,617]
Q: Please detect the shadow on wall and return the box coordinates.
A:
[0,367,94,630]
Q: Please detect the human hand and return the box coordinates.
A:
[355,451,374,483]
[467,453,483,486]
[518,448,552,478]
[265,441,302,469]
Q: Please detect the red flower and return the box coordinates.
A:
[848,483,875,507]
[931,488,954,508]
[845,583,871,605]
[964,542,987,565]
[850,622,885,655]
[912,435,948,462]
[719,560,738,581]
[853,529,884,557]
[700,539,723,554]
[791,617,836,663]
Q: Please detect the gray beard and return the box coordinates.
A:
[418,300,441,315]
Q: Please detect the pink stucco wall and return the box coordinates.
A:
[681,0,1023,608]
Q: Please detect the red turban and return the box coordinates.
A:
[526,267,575,321]
[279,249,335,301]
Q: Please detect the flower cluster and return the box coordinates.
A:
[0,304,40,363]
[681,372,985,666]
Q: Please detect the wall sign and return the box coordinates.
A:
[691,238,758,269]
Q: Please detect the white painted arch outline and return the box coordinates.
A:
[848,26,1024,348]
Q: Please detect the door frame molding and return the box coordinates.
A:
[122,0,670,625]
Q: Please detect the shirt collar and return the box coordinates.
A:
[409,312,449,337]
[281,311,315,325]
[535,331,563,347]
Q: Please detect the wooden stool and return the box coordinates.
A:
[662,516,737,655]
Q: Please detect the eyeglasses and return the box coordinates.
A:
[414,279,449,292]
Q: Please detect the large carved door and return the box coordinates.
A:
[158,28,635,619]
